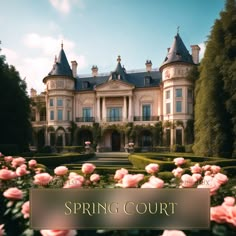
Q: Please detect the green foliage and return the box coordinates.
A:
[171,144,185,152]
[0,53,32,152]
[193,0,236,157]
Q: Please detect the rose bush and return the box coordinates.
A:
[0,153,235,236]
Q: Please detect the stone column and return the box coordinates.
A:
[102,97,106,122]
[96,97,100,122]
[128,96,133,122]
[123,96,127,121]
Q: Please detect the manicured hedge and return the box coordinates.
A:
[25,153,94,168]
[128,154,176,171]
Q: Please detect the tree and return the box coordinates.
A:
[0,45,32,153]
[193,0,236,157]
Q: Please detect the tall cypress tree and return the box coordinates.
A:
[193,0,236,157]
[0,44,32,153]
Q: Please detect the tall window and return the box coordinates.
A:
[166,103,171,114]
[31,109,36,121]
[166,90,170,99]
[50,110,54,120]
[142,104,151,121]
[82,108,92,122]
[67,111,71,121]
[107,107,122,121]
[57,110,63,121]
[176,129,182,145]
[187,102,193,114]
[50,99,54,107]
[57,98,63,107]
[176,88,182,97]
[176,101,182,112]
[187,89,193,99]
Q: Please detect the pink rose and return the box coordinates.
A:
[148,176,164,188]
[40,229,77,236]
[227,206,236,227]
[202,165,211,171]
[0,224,5,236]
[141,182,156,188]
[0,169,16,180]
[190,163,202,174]
[11,157,26,168]
[214,173,228,185]
[90,174,100,182]
[81,163,96,174]
[173,157,186,166]
[180,174,195,188]
[192,173,202,182]
[114,168,128,181]
[197,179,220,196]
[63,178,82,188]
[54,166,68,176]
[211,165,221,174]
[68,173,85,183]
[223,197,235,207]
[16,165,29,177]
[145,163,159,174]
[28,159,37,168]
[162,230,186,236]
[3,187,23,200]
[204,170,212,176]
[34,173,53,185]
[4,156,13,162]
[210,205,228,224]
[172,167,184,178]
[21,201,30,218]
[116,174,144,188]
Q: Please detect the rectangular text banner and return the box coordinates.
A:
[30,188,210,229]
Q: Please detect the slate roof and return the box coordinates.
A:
[75,70,161,91]
[160,33,194,69]
[48,44,73,77]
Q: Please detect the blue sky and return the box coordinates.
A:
[0,0,225,93]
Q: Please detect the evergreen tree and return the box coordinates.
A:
[0,44,32,153]
[193,0,236,157]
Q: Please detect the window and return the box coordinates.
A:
[82,108,92,122]
[50,110,54,120]
[188,89,193,99]
[166,90,170,99]
[166,103,171,114]
[31,109,36,121]
[57,98,63,107]
[176,88,182,97]
[67,111,71,121]
[107,107,122,122]
[187,102,193,114]
[50,99,54,107]
[142,104,151,121]
[176,101,182,112]
[176,129,182,145]
[57,110,63,121]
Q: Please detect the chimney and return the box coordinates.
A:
[191,45,201,64]
[167,47,170,52]
[145,60,152,72]
[30,88,37,97]
[91,65,98,77]
[71,60,78,78]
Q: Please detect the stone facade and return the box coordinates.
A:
[30,33,200,151]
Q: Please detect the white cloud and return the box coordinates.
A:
[3,34,87,94]
[49,0,84,14]
[198,42,206,61]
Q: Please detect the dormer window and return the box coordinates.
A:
[144,76,152,86]
[82,81,90,89]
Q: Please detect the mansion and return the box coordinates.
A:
[30,33,200,151]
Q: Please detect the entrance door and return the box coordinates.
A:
[111,131,120,151]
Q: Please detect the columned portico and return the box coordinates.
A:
[102,97,106,121]
[123,96,127,121]
[128,96,132,122]
[96,96,101,122]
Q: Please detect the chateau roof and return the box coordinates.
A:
[48,44,73,77]
[160,33,194,69]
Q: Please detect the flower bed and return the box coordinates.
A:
[0,153,236,236]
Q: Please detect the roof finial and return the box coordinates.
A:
[177,26,180,34]
[117,55,121,63]
[61,40,63,49]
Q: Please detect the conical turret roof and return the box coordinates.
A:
[48,44,72,77]
[160,33,194,69]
